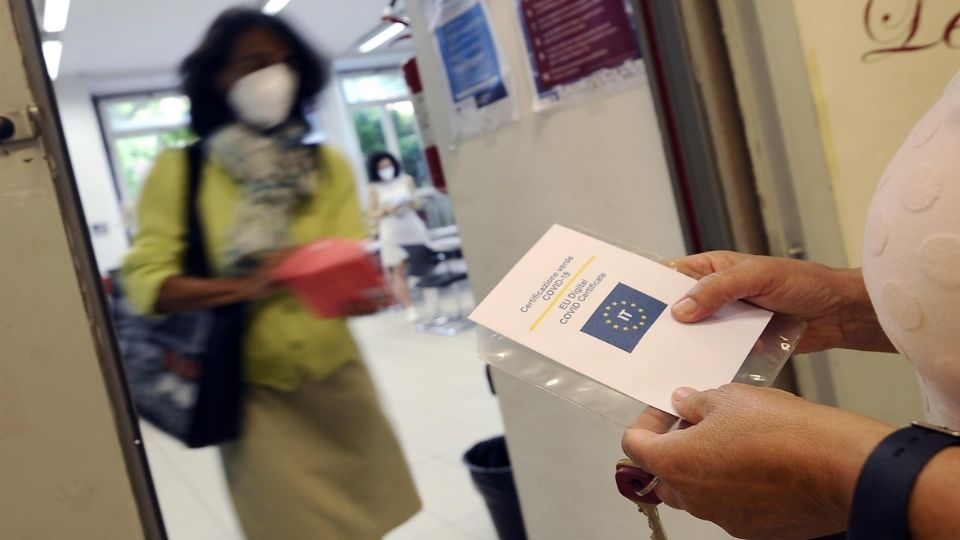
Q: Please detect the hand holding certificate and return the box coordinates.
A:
[470,225,797,415]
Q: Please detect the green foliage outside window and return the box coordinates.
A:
[353,107,388,161]
[113,127,197,201]
[390,104,429,187]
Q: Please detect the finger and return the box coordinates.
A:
[627,406,678,434]
[621,428,670,474]
[671,259,777,322]
[343,301,378,316]
[669,254,719,280]
[263,281,283,295]
[671,387,716,427]
[669,251,744,280]
[362,288,394,306]
[669,261,704,280]
[654,482,682,510]
[671,387,715,424]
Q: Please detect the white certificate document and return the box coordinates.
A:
[469,225,773,413]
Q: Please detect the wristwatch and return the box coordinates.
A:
[848,421,960,539]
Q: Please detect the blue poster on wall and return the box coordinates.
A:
[427,0,515,139]
[435,2,507,108]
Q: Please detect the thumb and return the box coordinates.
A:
[671,259,776,322]
[671,387,715,424]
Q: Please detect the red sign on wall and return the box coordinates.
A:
[519,0,643,94]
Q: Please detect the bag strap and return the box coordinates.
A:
[183,143,209,278]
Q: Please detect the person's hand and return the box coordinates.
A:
[384,204,401,216]
[669,251,893,354]
[155,247,301,312]
[339,300,379,317]
[622,384,893,539]
[238,247,299,301]
[339,288,395,317]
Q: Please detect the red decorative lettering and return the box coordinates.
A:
[863,0,938,61]
[943,11,960,47]
[862,0,960,61]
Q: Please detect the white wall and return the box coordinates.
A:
[54,75,130,273]
[405,1,735,538]
[407,4,688,299]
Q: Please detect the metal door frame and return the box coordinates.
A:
[5,0,165,537]
[630,0,770,256]
[630,0,802,391]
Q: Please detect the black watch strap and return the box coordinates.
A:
[848,421,960,540]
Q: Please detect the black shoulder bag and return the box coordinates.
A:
[109,144,247,448]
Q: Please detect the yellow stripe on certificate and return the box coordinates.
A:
[529,255,597,332]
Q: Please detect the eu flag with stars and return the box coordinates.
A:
[581,283,667,353]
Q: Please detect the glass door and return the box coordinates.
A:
[97,92,195,228]
[341,71,432,186]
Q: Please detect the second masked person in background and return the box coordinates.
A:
[122,9,420,539]
[367,151,431,322]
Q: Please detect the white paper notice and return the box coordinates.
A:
[469,225,774,413]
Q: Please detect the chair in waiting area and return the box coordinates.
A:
[401,243,472,336]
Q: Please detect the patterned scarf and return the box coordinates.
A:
[208,121,316,276]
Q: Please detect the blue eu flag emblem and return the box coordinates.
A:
[581,283,667,353]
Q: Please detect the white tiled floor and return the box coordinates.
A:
[141,303,503,540]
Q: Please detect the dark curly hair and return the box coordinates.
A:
[366,151,402,183]
[180,8,330,137]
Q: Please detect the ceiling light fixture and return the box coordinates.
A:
[43,0,71,32]
[42,40,63,80]
[262,0,291,15]
[358,22,406,54]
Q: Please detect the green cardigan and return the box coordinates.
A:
[122,145,365,390]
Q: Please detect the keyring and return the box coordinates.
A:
[634,475,661,497]
[615,459,662,505]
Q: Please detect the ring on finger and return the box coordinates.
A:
[635,476,661,497]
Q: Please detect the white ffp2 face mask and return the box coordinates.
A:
[378,166,397,181]
[227,63,299,130]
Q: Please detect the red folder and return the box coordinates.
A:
[274,239,393,318]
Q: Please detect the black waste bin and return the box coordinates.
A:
[463,436,528,540]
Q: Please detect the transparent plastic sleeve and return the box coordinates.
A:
[477,227,806,427]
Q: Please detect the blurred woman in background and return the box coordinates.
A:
[367,151,430,322]
[122,9,419,539]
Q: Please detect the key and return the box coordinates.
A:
[636,502,668,540]
[616,458,668,540]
